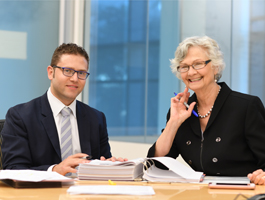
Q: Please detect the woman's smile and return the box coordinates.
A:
[189,77,202,82]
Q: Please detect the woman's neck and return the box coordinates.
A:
[196,83,220,108]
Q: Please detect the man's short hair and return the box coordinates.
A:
[50,43,89,67]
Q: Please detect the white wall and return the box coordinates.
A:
[109,140,190,167]
[109,140,151,160]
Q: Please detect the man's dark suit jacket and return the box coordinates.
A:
[148,82,265,176]
[1,93,111,170]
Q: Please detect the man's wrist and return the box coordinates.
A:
[47,164,56,172]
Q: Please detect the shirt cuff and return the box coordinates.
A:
[47,164,56,172]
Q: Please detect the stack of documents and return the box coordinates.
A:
[143,157,204,183]
[0,170,73,188]
[78,158,144,181]
[78,157,204,183]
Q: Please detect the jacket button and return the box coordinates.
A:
[212,158,218,163]
[188,160,192,165]
[216,137,221,142]
[186,140,191,145]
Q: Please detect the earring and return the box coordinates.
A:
[214,74,221,83]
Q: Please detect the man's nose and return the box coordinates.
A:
[70,72,79,81]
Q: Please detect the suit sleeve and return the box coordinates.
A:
[2,107,50,170]
[244,96,265,171]
[99,112,112,158]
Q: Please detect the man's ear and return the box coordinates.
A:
[47,65,54,80]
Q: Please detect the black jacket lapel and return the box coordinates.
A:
[205,82,232,131]
[76,101,91,155]
[40,93,61,159]
[188,94,201,137]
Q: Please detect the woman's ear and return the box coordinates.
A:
[214,65,219,74]
[214,66,220,82]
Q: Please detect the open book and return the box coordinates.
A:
[78,158,144,181]
[143,157,204,183]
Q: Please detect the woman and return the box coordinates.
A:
[147,36,265,185]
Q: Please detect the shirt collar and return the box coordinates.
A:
[47,87,77,118]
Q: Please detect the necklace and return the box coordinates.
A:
[197,85,221,118]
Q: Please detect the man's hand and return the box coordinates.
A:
[100,156,128,162]
[248,169,265,185]
[53,153,91,175]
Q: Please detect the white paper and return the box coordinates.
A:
[143,157,203,183]
[143,165,202,183]
[67,185,155,195]
[150,157,203,179]
[0,170,72,182]
[87,158,144,166]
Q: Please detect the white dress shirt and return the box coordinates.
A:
[47,88,82,171]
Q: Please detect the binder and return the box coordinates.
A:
[143,157,204,183]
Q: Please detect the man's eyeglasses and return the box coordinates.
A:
[177,60,211,73]
[53,66,90,80]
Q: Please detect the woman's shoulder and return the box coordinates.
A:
[221,82,261,102]
[226,90,265,112]
[230,90,257,100]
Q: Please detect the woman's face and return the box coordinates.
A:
[180,46,217,92]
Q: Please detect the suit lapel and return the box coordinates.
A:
[205,82,232,131]
[40,93,61,158]
[76,101,91,155]
[188,94,201,137]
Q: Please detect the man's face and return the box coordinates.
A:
[47,54,88,106]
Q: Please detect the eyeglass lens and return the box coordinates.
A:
[63,68,88,79]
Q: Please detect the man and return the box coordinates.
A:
[1,43,124,175]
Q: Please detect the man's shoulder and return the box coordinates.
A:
[8,93,47,114]
[76,101,104,116]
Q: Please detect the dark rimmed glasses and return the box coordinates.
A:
[177,60,211,73]
[53,66,90,80]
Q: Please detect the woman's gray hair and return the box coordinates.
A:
[170,36,225,81]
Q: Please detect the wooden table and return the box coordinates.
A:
[1,180,265,200]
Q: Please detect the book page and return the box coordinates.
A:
[87,158,144,166]
[149,157,203,179]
